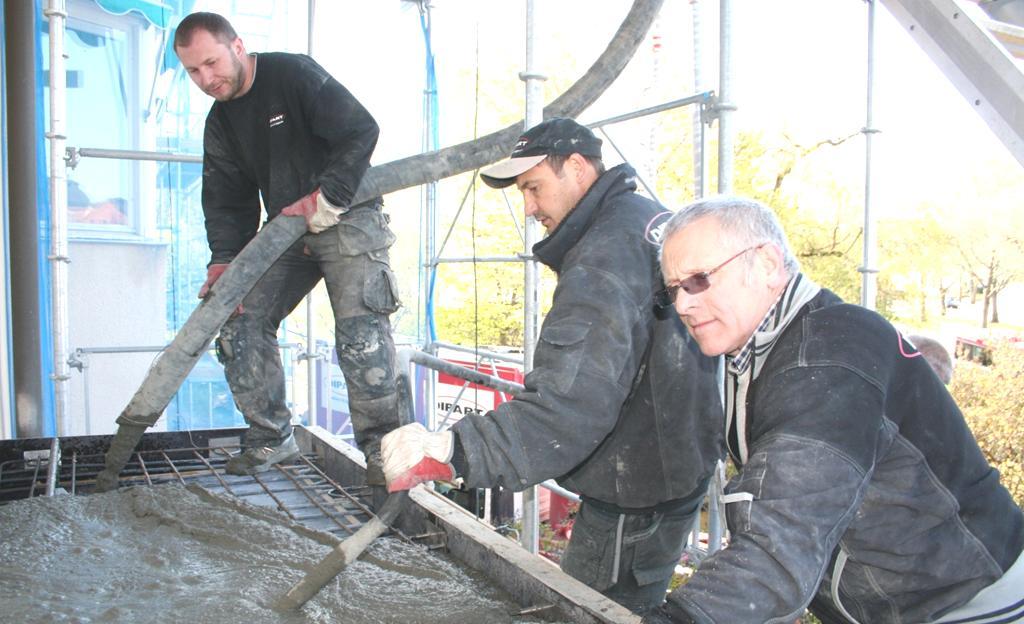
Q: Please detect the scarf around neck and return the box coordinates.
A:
[725,272,821,465]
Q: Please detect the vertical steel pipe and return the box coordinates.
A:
[692,0,709,198]
[46,0,71,435]
[861,0,880,310]
[716,0,735,194]
[518,0,546,555]
[45,436,60,495]
[305,0,319,423]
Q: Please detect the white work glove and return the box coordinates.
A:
[280,189,347,234]
[309,191,346,233]
[380,423,456,493]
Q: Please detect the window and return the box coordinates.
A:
[44,3,141,237]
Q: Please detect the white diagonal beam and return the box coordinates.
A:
[881,0,1024,166]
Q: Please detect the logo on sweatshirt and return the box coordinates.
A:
[268,113,285,128]
[645,211,673,246]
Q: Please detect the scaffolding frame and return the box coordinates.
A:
[46,0,733,555]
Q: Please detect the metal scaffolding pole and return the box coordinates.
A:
[860,0,880,310]
[708,0,736,554]
[45,0,71,435]
[716,0,735,194]
[518,0,545,556]
[304,0,320,427]
[692,0,709,199]
[418,0,439,443]
[68,147,200,164]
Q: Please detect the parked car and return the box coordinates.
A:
[955,336,992,365]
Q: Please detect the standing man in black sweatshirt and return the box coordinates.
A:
[173,13,402,495]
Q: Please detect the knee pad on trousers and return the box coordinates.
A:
[348,393,401,451]
[215,335,236,364]
[215,317,251,364]
[336,314,396,399]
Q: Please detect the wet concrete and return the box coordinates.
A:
[0,484,552,623]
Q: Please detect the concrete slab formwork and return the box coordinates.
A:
[0,424,638,624]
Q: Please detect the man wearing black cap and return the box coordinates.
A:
[381,118,723,613]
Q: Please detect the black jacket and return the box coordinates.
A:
[200,52,379,264]
[452,164,723,510]
[663,288,1024,623]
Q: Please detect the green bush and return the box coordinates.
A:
[950,340,1024,507]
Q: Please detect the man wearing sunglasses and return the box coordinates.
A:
[645,196,1024,623]
[381,118,723,613]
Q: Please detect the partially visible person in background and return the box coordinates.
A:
[908,333,954,384]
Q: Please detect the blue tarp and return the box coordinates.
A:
[92,0,195,71]
[34,0,55,436]
[93,0,180,29]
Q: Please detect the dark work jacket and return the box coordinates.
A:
[663,288,1024,624]
[453,164,723,510]
[201,52,379,264]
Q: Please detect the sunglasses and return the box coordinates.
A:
[657,244,763,307]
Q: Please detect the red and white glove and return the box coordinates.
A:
[380,423,456,493]
[280,189,346,234]
[197,263,243,315]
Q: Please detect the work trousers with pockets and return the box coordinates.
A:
[215,202,402,461]
[560,496,700,614]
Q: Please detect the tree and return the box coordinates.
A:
[959,246,1019,327]
[947,167,1024,328]
[429,176,558,348]
[656,123,867,305]
[878,206,956,324]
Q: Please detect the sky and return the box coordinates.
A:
[730,1,1024,212]
[182,0,1024,219]
[301,1,1024,214]
[188,0,1024,331]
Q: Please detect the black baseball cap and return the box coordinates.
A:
[480,118,603,189]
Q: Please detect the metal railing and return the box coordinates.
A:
[395,346,726,564]
[67,342,304,435]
